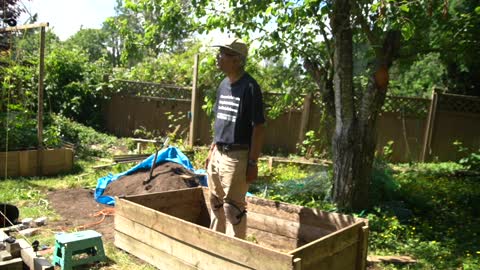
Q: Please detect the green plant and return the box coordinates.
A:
[165,111,187,146]
[51,114,118,158]
[297,130,321,159]
[380,140,394,162]
[454,141,480,171]
[252,163,334,210]
[369,159,400,207]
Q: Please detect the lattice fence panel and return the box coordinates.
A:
[263,92,305,112]
[112,80,191,100]
[437,93,480,114]
[381,96,430,117]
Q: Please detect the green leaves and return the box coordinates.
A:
[400,21,415,40]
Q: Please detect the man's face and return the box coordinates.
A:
[216,48,241,73]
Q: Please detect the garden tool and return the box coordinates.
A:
[143,137,170,185]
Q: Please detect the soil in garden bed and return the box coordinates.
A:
[47,162,202,242]
[102,161,202,197]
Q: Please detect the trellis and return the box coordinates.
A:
[112,79,192,100]
[437,93,480,114]
[1,22,49,176]
[381,95,430,117]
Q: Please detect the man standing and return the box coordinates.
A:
[205,37,265,239]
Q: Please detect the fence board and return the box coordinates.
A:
[104,81,480,162]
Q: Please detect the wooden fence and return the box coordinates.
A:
[103,79,480,163]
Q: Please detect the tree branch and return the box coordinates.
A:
[303,58,335,115]
[359,30,401,123]
[352,2,381,55]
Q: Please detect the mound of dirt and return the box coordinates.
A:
[102,162,201,197]
[46,162,202,242]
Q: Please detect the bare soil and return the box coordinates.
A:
[47,162,201,242]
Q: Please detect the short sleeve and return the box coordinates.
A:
[250,82,265,125]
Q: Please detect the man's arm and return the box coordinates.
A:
[205,142,216,169]
[249,123,265,161]
[246,123,265,183]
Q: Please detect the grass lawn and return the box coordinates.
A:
[1,152,479,269]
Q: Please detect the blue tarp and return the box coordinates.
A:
[95,146,207,206]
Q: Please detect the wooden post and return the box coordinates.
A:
[356,225,369,270]
[37,25,47,175]
[421,91,438,162]
[268,157,274,173]
[297,93,313,148]
[188,54,200,147]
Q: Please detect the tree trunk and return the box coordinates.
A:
[329,1,403,211]
[330,0,364,210]
[329,1,401,210]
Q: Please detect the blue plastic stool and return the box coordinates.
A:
[52,230,106,270]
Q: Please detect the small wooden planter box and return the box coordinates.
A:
[0,148,73,177]
[115,187,369,270]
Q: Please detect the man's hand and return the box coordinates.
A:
[246,163,258,183]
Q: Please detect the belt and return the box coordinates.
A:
[216,143,249,152]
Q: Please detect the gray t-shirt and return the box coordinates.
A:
[213,72,265,145]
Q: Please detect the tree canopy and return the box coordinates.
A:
[115,0,478,210]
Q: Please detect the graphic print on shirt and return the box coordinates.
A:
[217,94,240,123]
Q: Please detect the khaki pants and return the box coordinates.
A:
[207,148,249,239]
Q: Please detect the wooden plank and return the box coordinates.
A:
[1,148,72,177]
[309,242,358,270]
[289,222,364,269]
[154,203,203,224]
[124,188,203,211]
[116,197,294,270]
[0,22,49,32]
[297,93,312,146]
[115,215,253,270]
[246,227,297,253]
[367,255,417,264]
[115,231,197,270]
[247,196,360,231]
[18,151,31,176]
[36,25,46,176]
[189,54,200,147]
[248,211,331,243]
[113,154,150,159]
[64,148,73,171]
[0,152,19,177]
[356,225,369,270]
[131,138,159,143]
[421,91,438,162]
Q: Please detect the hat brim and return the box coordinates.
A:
[211,45,246,57]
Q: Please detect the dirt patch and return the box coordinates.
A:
[46,162,201,242]
[47,188,115,241]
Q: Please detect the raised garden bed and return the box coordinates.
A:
[0,148,73,177]
[115,187,369,270]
